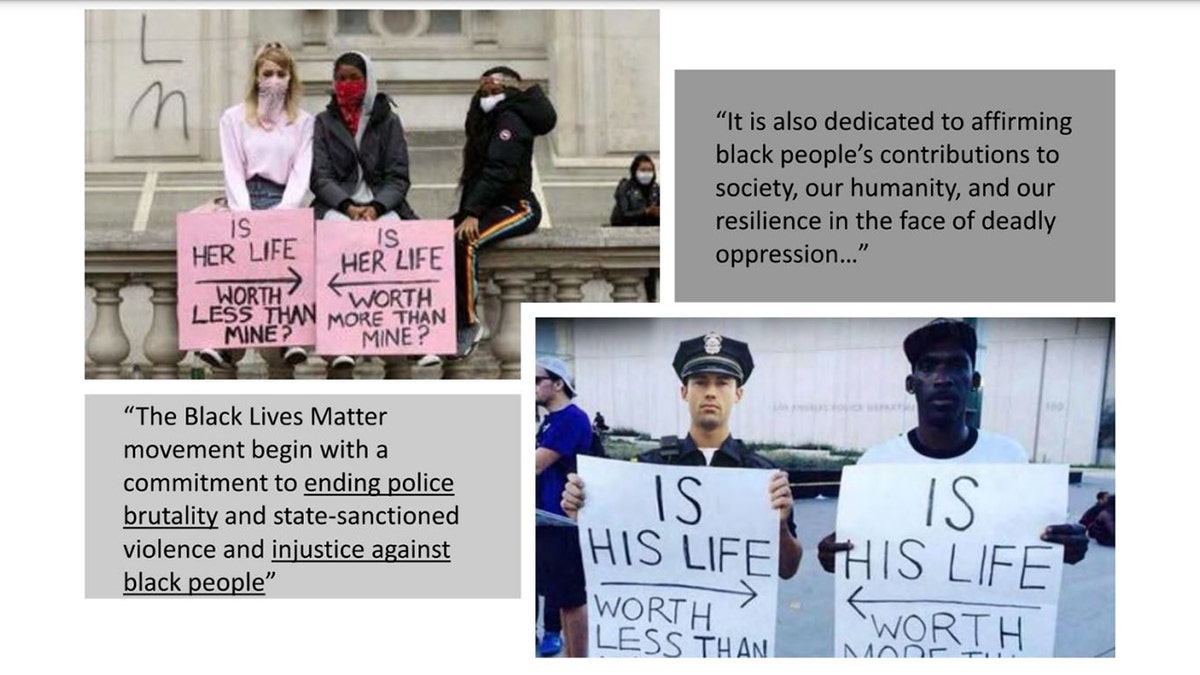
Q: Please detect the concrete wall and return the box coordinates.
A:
[85,9,659,164]
[548,318,1114,465]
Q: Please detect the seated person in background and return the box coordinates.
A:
[609,153,660,227]
[1086,495,1115,547]
[1079,490,1110,529]
[609,153,661,301]
[592,411,609,434]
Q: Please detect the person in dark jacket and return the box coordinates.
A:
[610,153,662,300]
[1079,490,1110,529]
[610,154,660,227]
[453,66,556,357]
[1086,494,1115,547]
[311,51,418,223]
[310,52,419,370]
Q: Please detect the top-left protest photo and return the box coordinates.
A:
[84,8,661,380]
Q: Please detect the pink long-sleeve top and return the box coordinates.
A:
[219,103,314,211]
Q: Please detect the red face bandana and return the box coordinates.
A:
[334,80,367,136]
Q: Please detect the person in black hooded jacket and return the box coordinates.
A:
[310,51,419,371]
[453,66,556,356]
[311,51,418,223]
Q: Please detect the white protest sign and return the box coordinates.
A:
[576,455,779,658]
[835,463,1068,658]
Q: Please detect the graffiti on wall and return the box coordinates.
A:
[126,13,189,141]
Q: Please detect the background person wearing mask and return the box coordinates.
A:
[610,153,660,227]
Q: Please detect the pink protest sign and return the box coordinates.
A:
[176,209,317,350]
[315,220,456,355]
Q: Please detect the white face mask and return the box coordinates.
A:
[480,92,506,114]
[636,171,654,186]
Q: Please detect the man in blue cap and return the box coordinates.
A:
[562,332,803,579]
[534,355,590,657]
[818,319,1089,572]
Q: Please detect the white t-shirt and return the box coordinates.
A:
[857,428,1028,464]
[699,447,719,465]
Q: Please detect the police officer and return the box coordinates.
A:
[562,332,803,579]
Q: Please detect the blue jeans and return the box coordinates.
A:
[247,176,285,210]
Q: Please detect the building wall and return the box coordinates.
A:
[85,9,659,164]
[552,318,1114,465]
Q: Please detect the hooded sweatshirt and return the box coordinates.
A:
[310,52,417,219]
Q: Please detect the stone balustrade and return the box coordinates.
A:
[84,226,659,379]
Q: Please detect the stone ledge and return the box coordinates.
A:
[86,223,660,254]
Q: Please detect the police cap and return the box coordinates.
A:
[673,332,753,385]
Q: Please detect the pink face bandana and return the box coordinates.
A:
[257,76,289,130]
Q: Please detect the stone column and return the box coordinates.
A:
[491,271,536,379]
[551,270,589,303]
[208,349,246,380]
[259,347,296,380]
[86,275,131,379]
[142,275,185,378]
[529,272,552,303]
[381,356,413,380]
[607,269,646,302]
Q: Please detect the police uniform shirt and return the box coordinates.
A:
[637,433,797,538]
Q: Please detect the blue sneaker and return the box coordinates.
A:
[538,631,563,657]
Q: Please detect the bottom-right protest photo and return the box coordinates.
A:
[533,317,1115,658]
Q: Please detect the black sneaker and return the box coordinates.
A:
[330,355,356,370]
[198,348,233,370]
[284,347,308,366]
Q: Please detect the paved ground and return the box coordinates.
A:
[539,469,1115,658]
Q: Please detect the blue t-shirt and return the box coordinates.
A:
[536,403,592,516]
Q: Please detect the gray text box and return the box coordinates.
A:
[675,70,1114,301]
[86,395,519,598]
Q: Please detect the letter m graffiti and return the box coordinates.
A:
[128,81,190,140]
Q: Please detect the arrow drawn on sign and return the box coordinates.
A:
[600,579,759,608]
[196,266,303,296]
[326,272,439,297]
[845,585,1044,620]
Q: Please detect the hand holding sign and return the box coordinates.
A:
[561,472,585,520]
